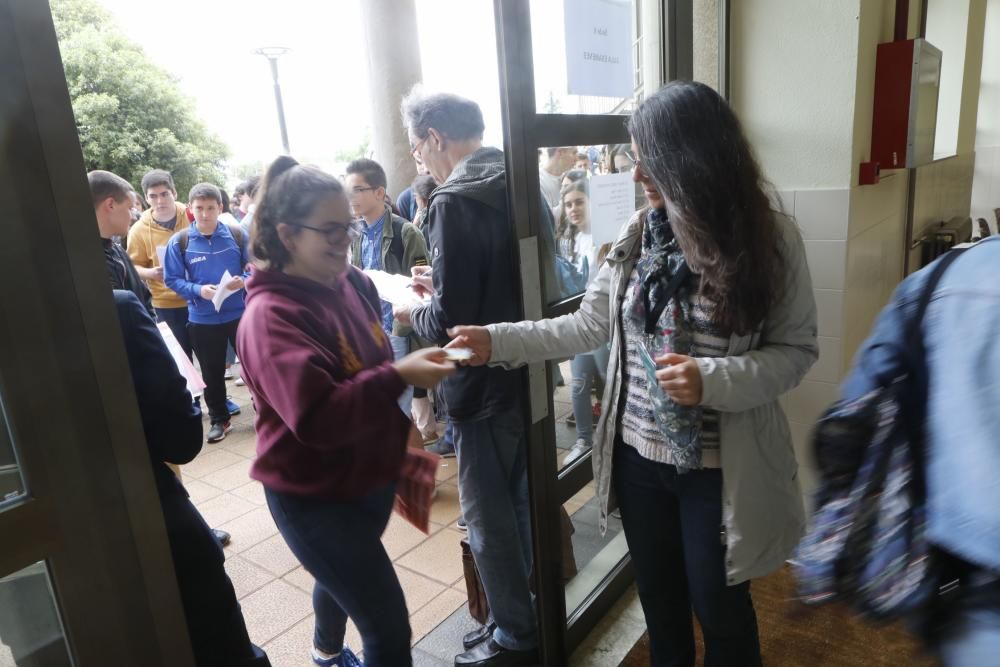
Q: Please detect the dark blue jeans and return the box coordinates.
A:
[613,442,761,667]
[453,406,536,651]
[156,306,192,360]
[264,484,411,666]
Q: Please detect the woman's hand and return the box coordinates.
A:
[654,353,703,406]
[446,326,492,367]
[393,347,456,389]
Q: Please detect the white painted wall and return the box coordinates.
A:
[971,0,1000,232]
[729,0,861,190]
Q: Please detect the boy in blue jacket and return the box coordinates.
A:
[164,183,250,443]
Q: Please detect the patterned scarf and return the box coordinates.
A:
[626,208,704,471]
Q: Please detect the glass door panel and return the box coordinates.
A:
[530,0,645,115]
[0,562,72,666]
[0,397,25,510]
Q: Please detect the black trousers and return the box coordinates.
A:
[189,319,239,425]
[160,486,270,666]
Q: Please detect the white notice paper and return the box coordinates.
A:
[564,0,634,99]
[155,245,167,267]
[589,172,636,246]
[212,270,239,312]
[364,270,430,307]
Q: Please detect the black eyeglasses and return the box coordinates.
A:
[285,221,360,241]
[410,136,428,161]
[348,187,377,197]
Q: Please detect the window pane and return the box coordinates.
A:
[531,0,642,115]
[0,394,25,510]
[538,144,645,307]
[0,562,72,666]
[563,486,628,617]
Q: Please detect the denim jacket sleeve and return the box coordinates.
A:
[695,218,820,412]
[840,262,927,401]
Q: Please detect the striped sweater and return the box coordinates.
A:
[619,265,727,468]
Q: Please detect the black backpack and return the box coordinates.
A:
[388,217,405,269]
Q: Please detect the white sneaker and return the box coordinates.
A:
[235,377,246,387]
[562,439,591,467]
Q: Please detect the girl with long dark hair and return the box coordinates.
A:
[448,81,818,666]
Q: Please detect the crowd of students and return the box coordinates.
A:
[81,78,999,667]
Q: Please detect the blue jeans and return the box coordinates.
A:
[156,306,192,360]
[613,442,761,667]
[570,345,609,445]
[264,484,411,666]
[453,406,536,651]
[937,576,1000,666]
[390,334,413,416]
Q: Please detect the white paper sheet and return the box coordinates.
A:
[564,0,634,98]
[155,245,167,267]
[156,322,205,397]
[212,270,239,312]
[363,270,430,307]
[590,172,637,246]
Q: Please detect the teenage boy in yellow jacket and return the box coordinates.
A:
[127,169,192,357]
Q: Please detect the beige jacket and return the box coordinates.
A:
[487,209,818,584]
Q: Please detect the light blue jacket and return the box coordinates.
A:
[163,221,249,325]
[842,236,1000,571]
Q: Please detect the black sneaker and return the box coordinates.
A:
[207,421,232,443]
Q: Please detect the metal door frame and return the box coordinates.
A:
[492,0,735,662]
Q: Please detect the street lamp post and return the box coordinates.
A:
[253,46,291,154]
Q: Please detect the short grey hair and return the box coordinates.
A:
[401,87,485,141]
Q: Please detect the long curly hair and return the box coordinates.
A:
[627,81,785,335]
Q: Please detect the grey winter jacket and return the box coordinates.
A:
[487,209,818,584]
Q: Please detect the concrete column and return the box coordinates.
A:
[360,0,423,201]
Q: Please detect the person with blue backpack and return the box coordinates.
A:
[807,237,1000,665]
[164,182,250,443]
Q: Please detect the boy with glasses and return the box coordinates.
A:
[345,158,428,417]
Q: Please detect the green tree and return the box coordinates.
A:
[51,0,228,197]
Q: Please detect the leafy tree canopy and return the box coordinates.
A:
[51,0,228,198]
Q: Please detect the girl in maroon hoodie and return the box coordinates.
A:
[236,156,454,667]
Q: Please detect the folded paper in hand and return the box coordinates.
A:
[157,322,206,397]
[364,270,429,307]
[212,270,239,312]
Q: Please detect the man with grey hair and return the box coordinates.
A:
[394,89,537,667]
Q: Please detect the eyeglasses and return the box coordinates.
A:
[624,150,642,170]
[285,221,360,242]
[348,186,377,198]
[410,136,428,162]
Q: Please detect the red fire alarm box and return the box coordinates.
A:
[871,38,942,169]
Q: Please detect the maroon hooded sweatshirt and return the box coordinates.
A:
[236,266,409,501]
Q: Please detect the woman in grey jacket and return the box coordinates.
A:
[449,82,818,667]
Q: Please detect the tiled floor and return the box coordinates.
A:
[183,377,472,667]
